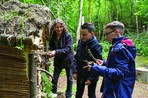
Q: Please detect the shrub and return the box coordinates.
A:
[41,72,53,98]
[100,41,110,58]
[127,32,148,57]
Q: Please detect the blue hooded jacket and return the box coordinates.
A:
[92,36,136,98]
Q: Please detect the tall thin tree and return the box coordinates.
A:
[57,0,60,18]
[88,0,92,22]
[76,0,83,45]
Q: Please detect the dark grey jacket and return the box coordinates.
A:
[73,36,102,82]
[49,32,74,69]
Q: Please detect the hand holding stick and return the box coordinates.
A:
[83,49,103,70]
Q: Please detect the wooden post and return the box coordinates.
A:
[29,54,37,98]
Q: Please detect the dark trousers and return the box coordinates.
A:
[51,67,73,98]
[76,78,97,98]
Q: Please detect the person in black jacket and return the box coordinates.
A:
[73,22,102,98]
[48,18,74,98]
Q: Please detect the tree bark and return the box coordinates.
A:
[29,54,37,98]
[57,0,60,18]
[133,0,139,35]
[76,0,83,45]
[88,0,92,22]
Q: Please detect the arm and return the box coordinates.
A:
[92,48,130,80]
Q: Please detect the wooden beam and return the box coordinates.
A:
[29,54,37,98]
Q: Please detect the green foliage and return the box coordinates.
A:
[128,32,148,57]
[19,17,25,49]
[73,42,77,51]
[41,72,53,97]
[18,0,148,42]
[19,0,42,4]
[136,0,148,24]
[100,41,110,58]
[136,56,148,67]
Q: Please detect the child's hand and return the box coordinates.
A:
[85,79,92,85]
[73,73,77,80]
[96,59,103,65]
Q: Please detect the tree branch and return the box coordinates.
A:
[37,67,53,78]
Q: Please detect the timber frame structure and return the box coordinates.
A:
[0,0,53,98]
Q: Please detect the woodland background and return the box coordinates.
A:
[19,0,148,57]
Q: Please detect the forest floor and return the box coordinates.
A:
[56,76,148,98]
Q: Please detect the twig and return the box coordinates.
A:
[87,49,96,62]
[37,67,53,78]
[41,0,46,5]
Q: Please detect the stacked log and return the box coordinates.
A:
[0,46,30,98]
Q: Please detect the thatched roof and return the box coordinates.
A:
[0,0,51,47]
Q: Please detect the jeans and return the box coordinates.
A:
[51,67,73,98]
[75,78,97,98]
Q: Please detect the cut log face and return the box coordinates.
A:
[0,46,30,98]
[136,68,148,83]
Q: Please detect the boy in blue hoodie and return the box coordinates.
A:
[91,21,136,98]
[73,22,102,98]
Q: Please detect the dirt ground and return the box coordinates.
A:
[56,76,148,98]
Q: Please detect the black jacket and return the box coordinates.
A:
[49,32,74,69]
[73,36,102,82]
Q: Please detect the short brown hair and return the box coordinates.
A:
[105,21,124,29]
[81,22,94,33]
[105,21,125,34]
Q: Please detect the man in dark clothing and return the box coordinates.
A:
[48,18,74,98]
[73,22,102,98]
[91,21,136,98]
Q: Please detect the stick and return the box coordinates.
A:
[87,49,97,62]
[37,67,53,78]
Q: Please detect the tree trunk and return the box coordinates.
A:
[29,54,37,98]
[133,0,139,35]
[57,0,60,18]
[88,0,92,22]
[76,0,83,45]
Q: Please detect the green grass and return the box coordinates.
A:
[136,56,148,68]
